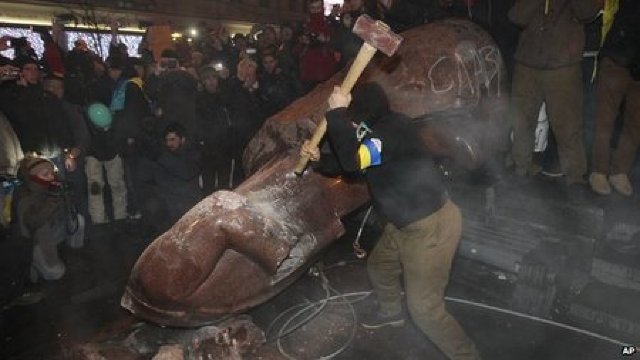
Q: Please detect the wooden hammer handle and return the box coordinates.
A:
[294,43,377,175]
[339,42,377,95]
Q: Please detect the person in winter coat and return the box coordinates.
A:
[196,65,235,194]
[12,157,83,280]
[589,0,640,196]
[508,0,601,184]
[108,56,150,219]
[301,83,482,360]
[258,50,302,117]
[143,122,202,233]
[145,49,201,141]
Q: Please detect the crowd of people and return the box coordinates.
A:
[0,0,638,358]
[0,0,381,305]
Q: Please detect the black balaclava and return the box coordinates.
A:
[348,82,390,126]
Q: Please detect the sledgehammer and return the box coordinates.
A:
[294,15,403,176]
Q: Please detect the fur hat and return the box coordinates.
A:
[17,156,54,180]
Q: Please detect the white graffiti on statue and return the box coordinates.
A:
[427,42,502,98]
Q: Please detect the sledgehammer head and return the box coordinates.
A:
[352,15,403,57]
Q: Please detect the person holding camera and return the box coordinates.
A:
[6,59,85,183]
[145,49,200,142]
[589,0,640,196]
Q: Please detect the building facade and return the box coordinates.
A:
[0,0,309,35]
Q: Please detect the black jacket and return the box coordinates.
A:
[146,71,200,140]
[325,108,447,228]
[112,80,151,156]
[258,69,301,117]
[8,84,74,155]
[220,77,266,157]
[153,145,203,222]
[87,124,118,161]
[196,91,231,155]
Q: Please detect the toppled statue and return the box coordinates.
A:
[122,18,508,327]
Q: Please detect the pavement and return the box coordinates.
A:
[1,172,638,359]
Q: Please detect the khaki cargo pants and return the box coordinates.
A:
[367,200,481,360]
[85,155,128,224]
[510,63,587,183]
[592,58,640,175]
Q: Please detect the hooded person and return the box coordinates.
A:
[12,157,80,280]
[301,82,483,360]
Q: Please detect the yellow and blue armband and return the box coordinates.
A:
[357,138,382,169]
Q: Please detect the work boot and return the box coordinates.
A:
[589,172,611,195]
[360,310,405,329]
[541,161,563,178]
[2,287,44,310]
[609,174,633,196]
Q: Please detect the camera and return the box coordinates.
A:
[1,66,20,81]
[48,181,73,197]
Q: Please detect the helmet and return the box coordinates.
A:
[87,102,112,129]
